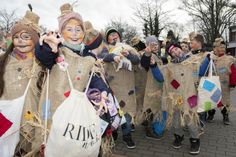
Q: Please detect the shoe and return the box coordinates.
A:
[146,129,163,140]
[206,109,215,123]
[221,107,230,125]
[123,134,136,149]
[206,115,214,123]
[172,134,184,149]
[223,114,230,125]
[189,138,200,155]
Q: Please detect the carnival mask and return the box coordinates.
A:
[62,19,85,45]
[13,30,35,53]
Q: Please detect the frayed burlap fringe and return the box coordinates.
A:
[16,113,48,157]
[101,135,115,157]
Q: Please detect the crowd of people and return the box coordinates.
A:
[0,3,236,157]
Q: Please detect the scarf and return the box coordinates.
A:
[62,41,84,55]
[12,48,34,60]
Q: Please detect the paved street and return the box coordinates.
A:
[113,89,236,157]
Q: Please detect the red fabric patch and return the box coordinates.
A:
[64,91,71,98]
[0,113,13,137]
[217,101,223,108]
[171,79,180,89]
[106,129,112,136]
[230,64,236,86]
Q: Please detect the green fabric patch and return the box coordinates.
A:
[204,101,212,111]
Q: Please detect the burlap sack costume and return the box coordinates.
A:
[214,55,235,110]
[142,54,163,115]
[105,43,139,119]
[162,57,199,128]
[0,10,43,156]
[130,35,148,123]
[182,52,207,89]
[1,57,42,157]
[38,47,95,126]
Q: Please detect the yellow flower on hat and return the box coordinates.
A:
[24,111,35,121]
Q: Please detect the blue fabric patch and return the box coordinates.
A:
[153,111,167,136]
[42,99,51,120]
[192,71,199,78]
[203,80,216,92]
[210,88,221,103]
[218,67,227,74]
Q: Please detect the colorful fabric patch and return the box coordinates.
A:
[202,80,215,92]
[118,108,124,116]
[218,67,227,74]
[210,88,221,103]
[64,91,71,97]
[0,113,13,137]
[204,101,212,111]
[171,79,180,89]
[217,101,223,108]
[42,100,51,120]
[188,95,198,108]
[192,71,199,78]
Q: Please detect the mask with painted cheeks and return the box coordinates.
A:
[62,19,85,45]
[13,30,35,53]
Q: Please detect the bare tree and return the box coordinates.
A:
[134,0,173,37]
[181,0,236,45]
[40,25,48,34]
[106,18,138,44]
[0,9,18,34]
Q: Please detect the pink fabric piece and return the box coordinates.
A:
[58,12,83,33]
[188,95,198,108]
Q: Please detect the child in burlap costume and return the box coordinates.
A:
[151,42,205,155]
[189,32,209,134]
[104,27,140,149]
[35,3,111,156]
[0,8,44,156]
[140,35,165,140]
[130,36,147,125]
[200,38,236,125]
[84,21,124,157]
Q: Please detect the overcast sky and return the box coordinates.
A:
[1,0,193,38]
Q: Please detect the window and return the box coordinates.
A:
[230,31,236,42]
